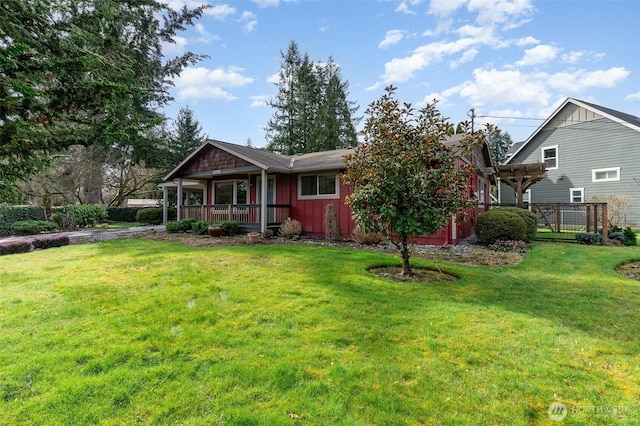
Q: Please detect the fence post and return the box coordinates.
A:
[556,208,561,233]
[593,204,598,235]
[227,204,233,221]
[602,204,608,240]
[586,205,591,233]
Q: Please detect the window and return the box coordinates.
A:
[214,180,247,204]
[592,167,620,182]
[522,189,531,204]
[299,173,339,199]
[570,188,584,203]
[542,146,558,170]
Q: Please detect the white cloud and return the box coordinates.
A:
[395,1,416,15]
[562,50,584,64]
[267,72,281,84]
[468,0,535,26]
[379,30,406,49]
[206,4,236,20]
[516,36,538,46]
[625,92,640,101]
[429,0,467,16]
[162,36,188,55]
[194,23,220,43]
[515,44,558,67]
[250,95,270,107]
[174,66,254,101]
[450,48,478,68]
[446,66,630,110]
[239,11,258,32]
[253,0,279,7]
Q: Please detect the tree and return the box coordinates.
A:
[0,0,208,201]
[164,107,208,171]
[265,41,359,155]
[487,129,513,165]
[343,86,484,276]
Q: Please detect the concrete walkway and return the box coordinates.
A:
[0,225,166,245]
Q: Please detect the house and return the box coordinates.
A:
[500,98,640,226]
[161,137,493,245]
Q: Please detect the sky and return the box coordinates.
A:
[161,0,640,147]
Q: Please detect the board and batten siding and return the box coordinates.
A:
[501,116,640,226]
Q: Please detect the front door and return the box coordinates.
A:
[257,177,275,223]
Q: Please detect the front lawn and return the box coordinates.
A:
[0,240,639,424]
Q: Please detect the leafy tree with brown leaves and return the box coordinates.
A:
[343,86,485,276]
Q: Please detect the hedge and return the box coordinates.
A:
[0,206,46,235]
[10,220,58,235]
[106,207,145,222]
[136,207,176,225]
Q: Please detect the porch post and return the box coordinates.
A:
[260,169,267,233]
[177,179,183,221]
[162,185,169,224]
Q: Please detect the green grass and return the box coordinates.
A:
[1,240,639,425]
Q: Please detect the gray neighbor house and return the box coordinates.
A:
[500,97,640,226]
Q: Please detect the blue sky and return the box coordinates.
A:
[162,0,640,147]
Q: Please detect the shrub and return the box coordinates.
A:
[261,229,275,239]
[576,232,604,245]
[623,227,637,246]
[608,232,625,244]
[10,220,58,235]
[136,208,176,225]
[69,204,108,227]
[0,240,33,256]
[280,219,302,240]
[32,235,70,249]
[495,207,538,242]
[476,210,526,245]
[165,220,194,233]
[0,205,46,235]
[191,221,212,235]
[352,226,384,245]
[106,207,144,222]
[219,221,238,236]
[488,240,527,253]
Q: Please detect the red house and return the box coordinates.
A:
[160,137,493,245]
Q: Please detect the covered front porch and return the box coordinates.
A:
[180,203,291,232]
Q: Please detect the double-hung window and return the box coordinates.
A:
[541,145,558,170]
[570,188,584,203]
[299,173,339,199]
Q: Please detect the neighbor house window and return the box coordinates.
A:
[299,173,339,199]
[214,180,247,204]
[592,167,620,182]
[570,188,584,203]
[542,146,558,170]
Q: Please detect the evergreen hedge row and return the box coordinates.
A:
[0,206,46,235]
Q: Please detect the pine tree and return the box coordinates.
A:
[265,41,359,155]
[487,129,513,165]
[166,107,208,170]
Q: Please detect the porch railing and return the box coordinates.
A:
[180,204,291,225]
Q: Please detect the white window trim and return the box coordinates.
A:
[570,187,584,204]
[541,145,558,170]
[298,173,340,200]
[214,179,248,204]
[592,167,620,182]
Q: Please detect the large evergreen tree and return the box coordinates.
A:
[165,107,208,171]
[0,0,208,201]
[487,129,513,165]
[265,41,359,155]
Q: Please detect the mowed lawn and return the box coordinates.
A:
[0,240,639,425]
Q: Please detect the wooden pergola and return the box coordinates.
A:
[492,163,547,208]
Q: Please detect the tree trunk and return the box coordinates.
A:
[400,235,412,276]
